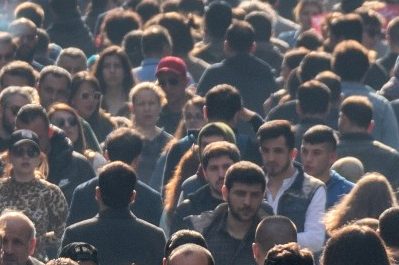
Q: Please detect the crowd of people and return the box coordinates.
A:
[1,0,399,264]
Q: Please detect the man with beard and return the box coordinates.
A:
[257,120,326,253]
[185,161,273,265]
[0,86,38,152]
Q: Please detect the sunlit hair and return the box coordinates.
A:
[129,81,167,107]
[324,172,397,235]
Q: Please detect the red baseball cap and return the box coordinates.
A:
[156,56,187,77]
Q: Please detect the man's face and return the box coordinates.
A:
[157,72,187,105]
[39,74,70,109]
[12,24,37,62]
[57,56,86,76]
[2,94,30,134]
[1,219,35,265]
[225,183,264,222]
[203,155,235,197]
[260,136,294,178]
[16,117,50,153]
[0,42,15,70]
[301,142,336,180]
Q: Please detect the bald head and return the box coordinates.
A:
[166,244,214,265]
[0,211,36,240]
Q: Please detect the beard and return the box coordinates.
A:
[265,158,291,178]
[228,197,259,223]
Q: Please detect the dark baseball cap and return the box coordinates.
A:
[59,242,99,265]
[9,129,40,150]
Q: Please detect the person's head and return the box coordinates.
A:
[321,225,390,265]
[165,243,215,265]
[49,0,78,17]
[244,11,273,43]
[315,71,342,106]
[332,40,370,82]
[201,141,240,197]
[136,0,160,24]
[46,258,79,265]
[181,96,206,132]
[101,9,142,45]
[298,51,332,82]
[104,127,143,166]
[0,32,16,70]
[15,104,50,153]
[222,161,266,222]
[301,125,337,180]
[56,48,88,76]
[204,1,232,39]
[328,14,363,50]
[0,86,39,135]
[0,60,36,89]
[197,122,236,155]
[379,207,399,249]
[93,45,133,96]
[48,103,85,153]
[296,30,323,50]
[0,211,36,265]
[355,8,384,50]
[156,56,188,105]
[179,0,204,15]
[97,161,137,209]
[338,95,373,134]
[324,172,397,235]
[38,65,72,109]
[387,17,399,50]
[225,20,255,54]
[59,242,99,265]
[257,120,296,178]
[165,230,208,258]
[122,29,144,68]
[204,84,242,124]
[14,2,44,28]
[253,216,298,265]
[141,25,172,59]
[293,0,323,30]
[296,79,330,117]
[264,242,314,265]
[331,156,364,183]
[8,18,37,63]
[129,81,167,128]
[69,71,102,120]
[280,48,309,81]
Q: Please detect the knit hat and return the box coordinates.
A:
[197,122,236,146]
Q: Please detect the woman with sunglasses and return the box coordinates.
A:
[69,71,116,143]
[0,129,68,261]
[129,82,173,185]
[48,103,107,174]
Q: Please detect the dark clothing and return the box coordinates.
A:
[326,171,354,209]
[48,127,96,203]
[364,52,398,91]
[197,53,277,116]
[81,118,102,153]
[192,39,225,65]
[87,111,116,144]
[61,208,166,265]
[180,167,207,200]
[171,184,223,233]
[67,176,162,226]
[254,41,283,76]
[47,13,96,57]
[28,257,44,265]
[185,203,273,265]
[158,106,182,135]
[337,133,399,189]
[276,164,325,232]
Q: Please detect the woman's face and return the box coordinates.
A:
[9,142,40,178]
[50,110,80,144]
[132,89,162,127]
[184,104,205,130]
[299,3,321,30]
[102,54,124,89]
[71,81,102,119]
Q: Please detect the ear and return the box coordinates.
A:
[103,150,110,161]
[295,103,303,116]
[162,257,168,265]
[95,186,101,203]
[252,242,260,261]
[203,105,209,121]
[367,120,375,134]
[28,238,36,256]
[290,148,297,161]
[128,102,134,114]
[249,41,256,54]
[130,190,136,204]
[221,185,228,202]
[202,166,208,181]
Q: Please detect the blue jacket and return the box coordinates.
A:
[326,170,354,209]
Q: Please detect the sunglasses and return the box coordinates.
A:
[52,116,78,128]
[158,78,179,87]
[11,145,40,158]
[80,91,102,101]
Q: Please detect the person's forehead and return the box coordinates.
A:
[261,135,288,148]
[1,218,31,240]
[41,73,69,87]
[0,42,14,52]
[230,182,263,192]
[207,155,234,165]
[301,142,330,151]
[6,93,30,105]
[157,71,182,79]
[12,24,36,35]
[200,135,225,145]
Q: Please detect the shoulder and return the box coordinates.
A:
[136,180,161,199]
[75,177,99,192]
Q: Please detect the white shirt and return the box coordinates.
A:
[265,171,326,253]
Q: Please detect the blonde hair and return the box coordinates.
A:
[129,81,167,107]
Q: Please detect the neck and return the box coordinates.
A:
[226,211,253,240]
[13,172,35,183]
[341,127,368,134]
[168,97,186,113]
[318,170,332,183]
[267,163,296,198]
[134,124,160,140]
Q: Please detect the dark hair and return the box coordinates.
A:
[102,9,142,45]
[379,207,399,248]
[201,141,240,169]
[286,68,302,99]
[297,80,330,115]
[298,51,332,82]
[122,30,144,68]
[104,128,143,164]
[136,0,160,23]
[178,0,204,15]
[49,0,78,15]
[283,48,309,72]
[16,104,50,128]
[340,96,372,129]
[355,8,383,39]
[205,1,232,39]
[205,84,242,122]
[321,225,391,265]
[14,2,44,28]
[329,14,363,44]
[165,230,208,258]
[315,71,342,104]
[226,20,255,52]
[387,17,399,46]
[257,120,295,150]
[224,161,266,191]
[70,71,102,100]
[39,65,72,90]
[36,28,50,54]
[245,11,272,42]
[265,243,314,265]
[332,40,370,82]
[98,161,137,208]
[296,30,323,50]
[141,25,172,57]
[302,125,338,151]
[0,60,36,88]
